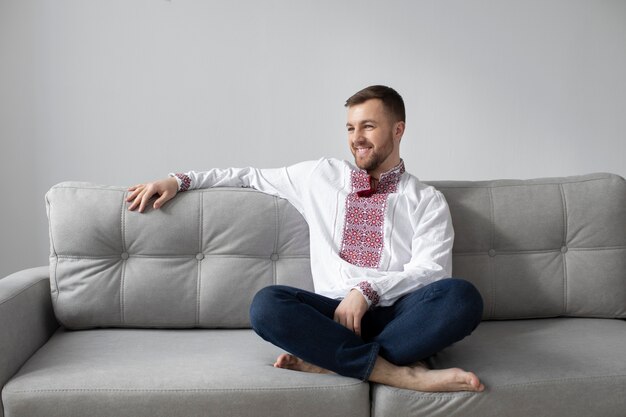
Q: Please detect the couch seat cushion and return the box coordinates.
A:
[2,328,369,417]
[372,318,626,417]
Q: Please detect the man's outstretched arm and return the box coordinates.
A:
[126,177,179,213]
[125,160,323,215]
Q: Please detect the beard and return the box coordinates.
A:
[352,137,394,173]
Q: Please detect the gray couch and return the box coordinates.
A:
[1,172,625,417]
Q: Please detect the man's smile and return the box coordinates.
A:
[353,145,373,156]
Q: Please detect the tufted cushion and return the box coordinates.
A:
[427,173,626,320]
[46,183,313,329]
[46,173,626,329]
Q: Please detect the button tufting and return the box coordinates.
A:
[561,246,568,253]
[488,249,496,257]
[196,253,205,261]
[121,252,129,260]
[270,254,279,261]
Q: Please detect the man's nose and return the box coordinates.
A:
[353,127,365,138]
[353,137,368,147]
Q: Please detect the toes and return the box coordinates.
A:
[465,372,484,391]
[274,354,289,368]
[274,354,299,369]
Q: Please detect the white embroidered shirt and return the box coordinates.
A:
[172,158,454,307]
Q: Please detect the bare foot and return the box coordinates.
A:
[370,357,485,392]
[273,354,332,374]
[273,354,484,393]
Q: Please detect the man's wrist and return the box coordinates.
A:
[353,281,380,308]
[168,173,191,192]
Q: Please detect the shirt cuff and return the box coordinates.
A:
[354,281,380,308]
[169,173,191,192]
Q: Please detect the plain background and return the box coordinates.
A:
[1,0,625,278]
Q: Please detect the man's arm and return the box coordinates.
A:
[126,160,323,214]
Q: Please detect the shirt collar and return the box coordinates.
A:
[355,159,405,197]
[378,159,406,186]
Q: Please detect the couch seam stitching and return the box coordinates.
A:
[495,373,626,389]
[559,183,568,315]
[46,195,60,301]
[377,373,626,400]
[488,186,496,318]
[197,192,202,326]
[4,384,365,394]
[272,197,280,285]
[52,256,59,303]
[452,246,626,256]
[0,277,49,307]
[53,254,312,260]
[430,175,619,190]
[120,193,127,325]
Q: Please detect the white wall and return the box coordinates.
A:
[1,0,625,278]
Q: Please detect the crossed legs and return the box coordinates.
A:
[249,278,484,392]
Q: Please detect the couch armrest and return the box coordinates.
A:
[0,266,59,415]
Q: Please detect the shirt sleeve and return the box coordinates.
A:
[169,159,323,214]
[349,190,454,307]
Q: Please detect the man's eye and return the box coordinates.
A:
[347,127,354,132]
[365,125,374,129]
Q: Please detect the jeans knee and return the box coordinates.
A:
[443,278,484,327]
[249,285,283,333]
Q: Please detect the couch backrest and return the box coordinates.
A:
[46,183,312,329]
[46,173,626,329]
[428,172,626,320]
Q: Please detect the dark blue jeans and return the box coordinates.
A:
[249,278,483,381]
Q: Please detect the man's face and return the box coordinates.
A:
[346,99,402,176]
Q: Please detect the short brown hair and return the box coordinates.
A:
[345,85,405,122]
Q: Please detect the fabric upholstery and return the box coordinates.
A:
[4,173,624,417]
[2,328,369,417]
[46,173,626,329]
[46,183,313,329]
[371,318,626,417]
[0,267,58,417]
[427,173,626,319]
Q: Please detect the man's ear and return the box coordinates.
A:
[394,121,405,141]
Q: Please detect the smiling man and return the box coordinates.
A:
[127,85,485,392]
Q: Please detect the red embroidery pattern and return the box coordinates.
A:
[339,161,405,269]
[175,173,191,192]
[358,281,380,306]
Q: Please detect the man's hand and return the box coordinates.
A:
[334,289,369,337]
[126,177,179,213]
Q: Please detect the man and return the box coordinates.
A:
[127,85,485,392]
